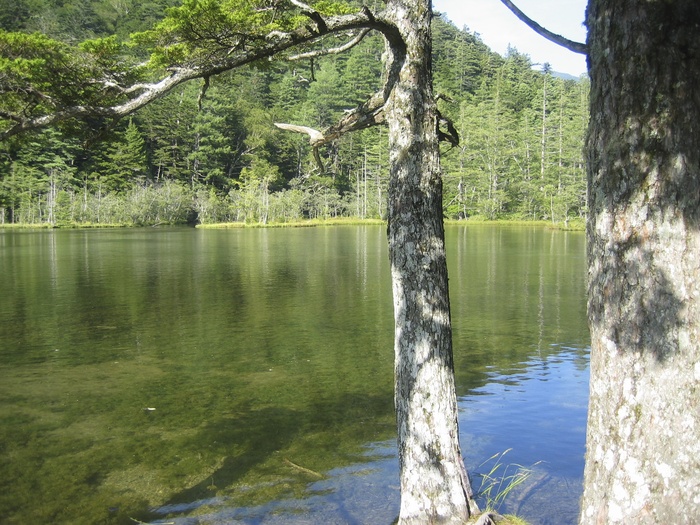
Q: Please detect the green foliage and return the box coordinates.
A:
[305,59,348,126]
[0,0,31,32]
[0,31,77,108]
[135,0,300,67]
[98,119,149,191]
[131,0,355,70]
[0,30,143,134]
[432,14,491,99]
[342,35,383,104]
[0,2,588,227]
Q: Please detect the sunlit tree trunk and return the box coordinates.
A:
[581,2,700,523]
[385,0,477,522]
[540,66,548,180]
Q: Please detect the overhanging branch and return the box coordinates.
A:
[274,122,326,171]
[274,17,408,170]
[274,90,387,172]
[499,0,587,55]
[1,6,398,140]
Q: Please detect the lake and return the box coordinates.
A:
[0,224,589,525]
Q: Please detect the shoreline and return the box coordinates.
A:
[0,217,585,231]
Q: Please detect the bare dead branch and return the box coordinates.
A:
[321,95,386,143]
[288,29,371,60]
[274,16,407,171]
[435,95,459,147]
[288,0,327,33]
[283,457,325,479]
[197,76,210,110]
[499,0,587,55]
[274,86,389,172]
[275,87,388,172]
[274,122,325,144]
[274,122,326,171]
[437,110,459,148]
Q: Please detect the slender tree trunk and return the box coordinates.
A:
[356,167,361,218]
[47,171,56,225]
[385,0,477,522]
[540,73,547,180]
[364,147,369,218]
[558,90,564,193]
[581,2,700,524]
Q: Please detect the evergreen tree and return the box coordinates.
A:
[138,84,199,183]
[342,35,383,105]
[8,128,80,224]
[99,119,148,192]
[1,2,589,226]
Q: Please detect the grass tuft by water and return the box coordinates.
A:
[474,449,541,519]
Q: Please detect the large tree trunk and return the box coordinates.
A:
[384,0,477,522]
[581,2,700,524]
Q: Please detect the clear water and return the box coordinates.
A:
[0,225,588,524]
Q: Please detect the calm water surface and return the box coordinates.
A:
[0,225,588,525]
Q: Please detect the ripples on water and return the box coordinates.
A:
[142,350,588,525]
[0,226,589,525]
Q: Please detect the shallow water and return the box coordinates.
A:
[0,225,588,524]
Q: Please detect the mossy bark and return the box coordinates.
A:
[582,2,700,523]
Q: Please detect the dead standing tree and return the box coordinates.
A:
[1,0,481,522]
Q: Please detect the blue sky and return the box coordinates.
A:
[432,0,588,77]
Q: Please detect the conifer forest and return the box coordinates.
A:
[0,0,589,227]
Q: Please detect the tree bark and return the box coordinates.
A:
[581,2,700,524]
[384,0,477,522]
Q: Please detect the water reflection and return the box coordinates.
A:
[447,225,588,393]
[460,350,589,525]
[0,225,588,524]
[141,350,588,525]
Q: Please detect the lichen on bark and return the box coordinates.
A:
[385,0,476,522]
[581,1,700,523]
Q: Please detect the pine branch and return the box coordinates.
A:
[0,8,396,141]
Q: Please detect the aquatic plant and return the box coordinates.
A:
[475,448,540,513]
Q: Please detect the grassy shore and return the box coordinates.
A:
[195,217,386,229]
[1,217,584,231]
[197,217,584,231]
[0,222,131,229]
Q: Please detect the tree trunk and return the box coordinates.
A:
[581,2,700,524]
[384,0,477,522]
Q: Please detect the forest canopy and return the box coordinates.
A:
[0,0,588,226]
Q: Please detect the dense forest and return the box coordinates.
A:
[0,0,588,226]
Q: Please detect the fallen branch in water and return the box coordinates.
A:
[283,457,324,479]
[131,518,174,525]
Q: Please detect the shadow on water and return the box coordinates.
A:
[158,391,396,512]
[0,225,589,525]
